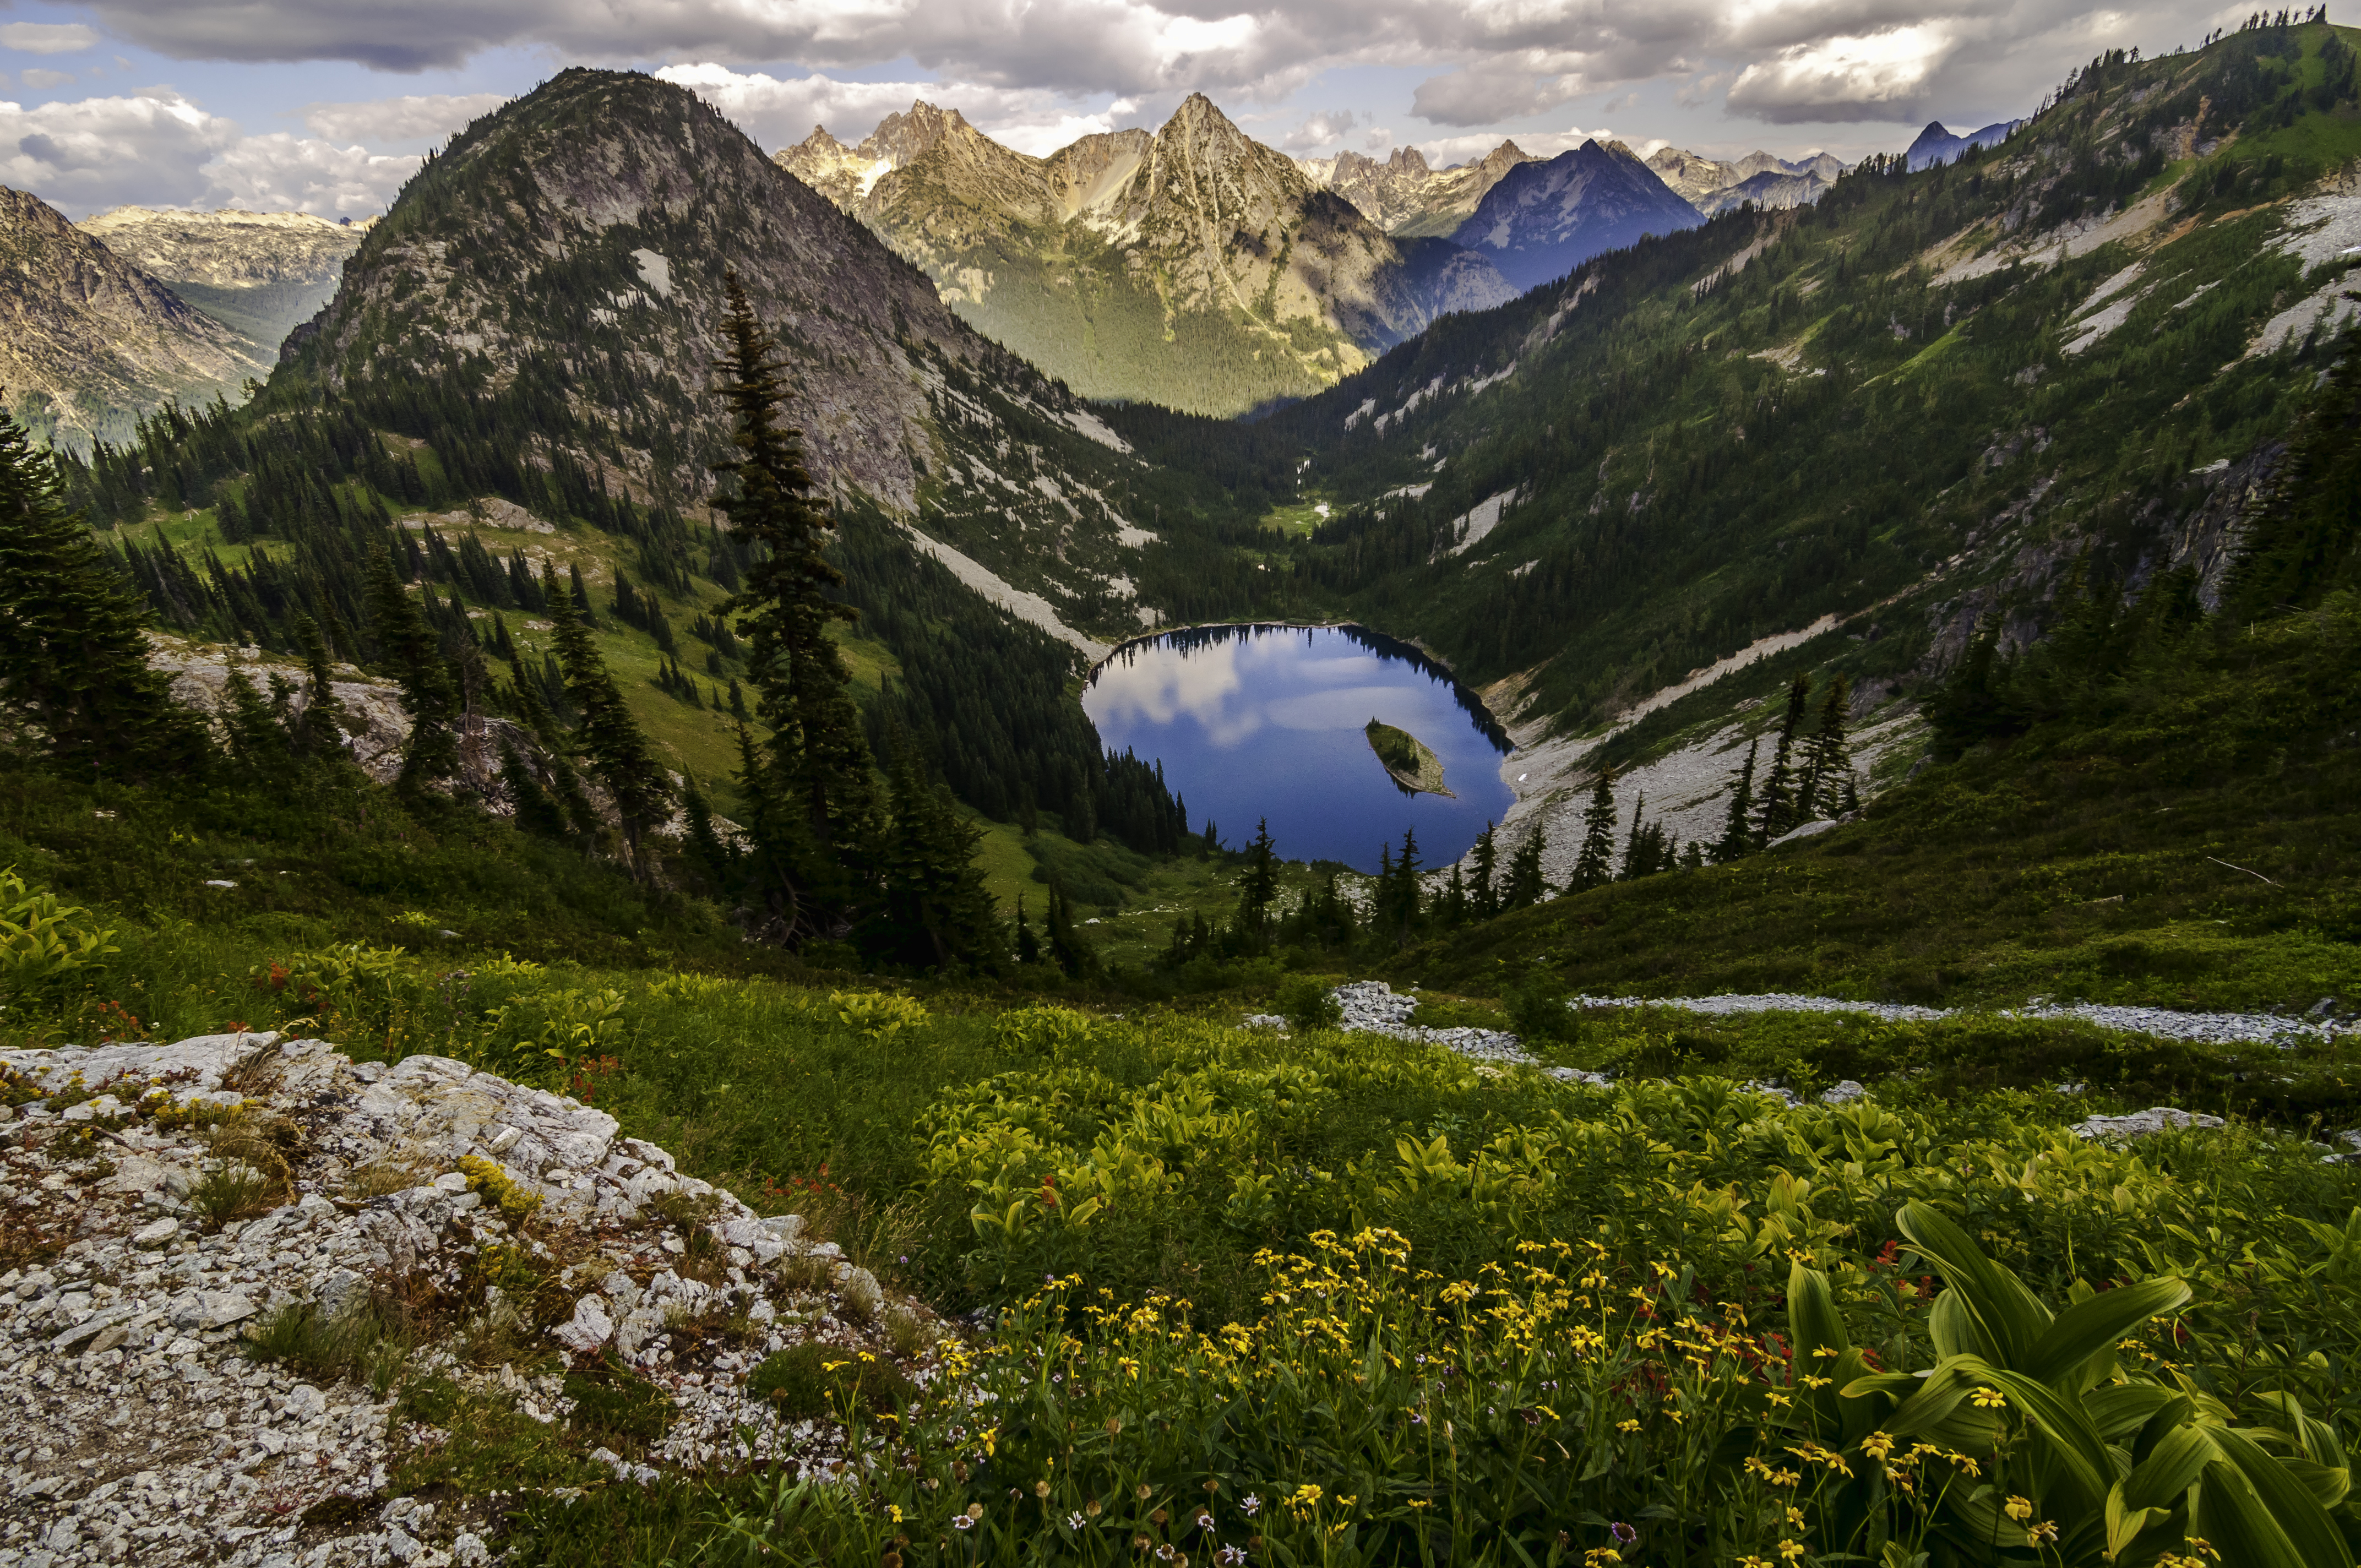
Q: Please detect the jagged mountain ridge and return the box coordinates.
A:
[1906,119,2023,171]
[776,95,1515,416]
[1449,140,1704,291]
[0,184,266,455]
[78,206,374,355]
[1646,147,1848,215]
[1294,143,1537,237]
[272,67,1167,647]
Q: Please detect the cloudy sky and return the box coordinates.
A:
[0,0,2246,218]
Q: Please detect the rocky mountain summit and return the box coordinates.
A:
[0,185,265,455]
[78,208,372,356]
[1294,142,1537,237]
[776,95,1515,415]
[1905,118,2022,171]
[0,1030,928,1567]
[1450,140,1705,291]
[272,68,1164,643]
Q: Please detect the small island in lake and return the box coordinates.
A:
[1364,717,1456,797]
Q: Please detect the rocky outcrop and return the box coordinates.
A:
[0,185,266,454]
[78,208,372,357]
[1905,120,2021,172]
[0,1032,929,1566]
[1451,141,1705,292]
[1646,148,1847,215]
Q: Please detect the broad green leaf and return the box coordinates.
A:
[2123,1423,2216,1511]
[1898,1202,2050,1369]
[2193,1456,2320,1568]
[2106,1477,2178,1562]
[2085,1384,2183,1441]
[2210,1427,2356,1567]
[1980,1368,2116,1507]
[2024,1275,2191,1390]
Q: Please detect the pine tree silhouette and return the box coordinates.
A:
[0,406,205,774]
[1573,767,1618,889]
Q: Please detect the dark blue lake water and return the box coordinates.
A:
[1082,624,1517,873]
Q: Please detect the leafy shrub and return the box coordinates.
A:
[831,989,929,1041]
[1499,970,1573,1041]
[993,1004,1094,1059]
[0,865,117,997]
[474,986,627,1086]
[1274,974,1342,1030]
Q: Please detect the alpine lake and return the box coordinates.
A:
[1081,623,1518,873]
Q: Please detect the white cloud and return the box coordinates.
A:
[21,67,73,90]
[1280,108,1356,151]
[0,22,100,55]
[1726,23,1961,121]
[302,91,509,145]
[0,90,411,216]
[655,63,1117,156]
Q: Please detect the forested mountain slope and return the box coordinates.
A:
[1263,18,2361,752]
[64,68,1228,855]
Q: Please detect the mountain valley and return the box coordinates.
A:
[7,18,2361,1568]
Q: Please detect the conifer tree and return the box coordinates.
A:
[1715,739,1759,863]
[1013,895,1042,966]
[1620,792,1649,880]
[289,613,350,764]
[499,735,573,841]
[1469,820,1500,919]
[1799,673,1853,818]
[1043,881,1097,977]
[511,673,600,840]
[682,775,736,890]
[1503,831,1548,910]
[550,580,674,879]
[1440,864,1469,927]
[1572,767,1618,890]
[863,736,1004,971]
[1752,674,1812,843]
[0,406,203,777]
[366,543,461,797]
[714,272,875,856]
[1237,817,1281,939]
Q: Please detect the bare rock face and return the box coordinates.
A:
[78,207,373,355]
[0,185,265,454]
[798,93,1514,415]
[0,1032,938,1565]
[1645,147,1848,217]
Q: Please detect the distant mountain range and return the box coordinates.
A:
[78,206,369,356]
[1293,143,1538,237]
[0,186,268,454]
[777,96,1517,416]
[1904,119,2023,171]
[1446,140,1709,292]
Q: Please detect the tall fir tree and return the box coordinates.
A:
[365,543,461,797]
[1751,674,1813,844]
[1236,817,1281,939]
[549,580,674,879]
[712,271,880,941]
[1715,738,1760,863]
[1503,830,1548,909]
[1469,820,1500,919]
[0,407,203,777]
[1013,894,1043,966]
[1572,767,1618,890]
[1799,673,1853,819]
[715,275,874,843]
[862,737,1005,972]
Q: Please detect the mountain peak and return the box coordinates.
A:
[861,100,978,167]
